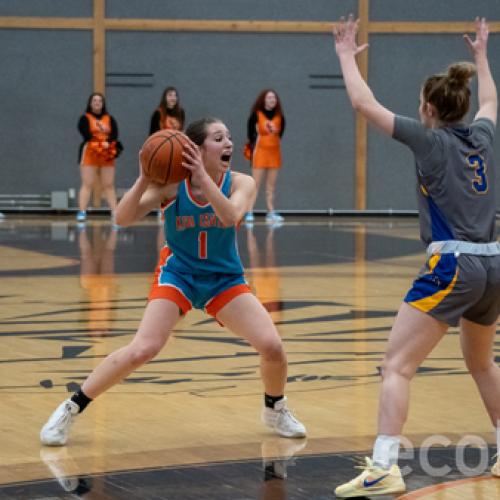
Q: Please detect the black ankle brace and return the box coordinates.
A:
[71,390,93,413]
[264,393,284,409]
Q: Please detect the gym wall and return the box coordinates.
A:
[0,0,499,211]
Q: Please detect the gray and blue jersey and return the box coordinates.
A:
[394,116,500,326]
[393,116,496,244]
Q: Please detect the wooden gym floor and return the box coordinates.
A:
[1,214,499,499]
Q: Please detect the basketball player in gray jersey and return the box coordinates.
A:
[333,16,500,497]
[395,114,496,245]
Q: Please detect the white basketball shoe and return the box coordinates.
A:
[261,397,306,438]
[40,399,79,446]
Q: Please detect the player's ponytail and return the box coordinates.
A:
[422,62,476,123]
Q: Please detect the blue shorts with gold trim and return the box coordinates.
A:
[405,253,500,326]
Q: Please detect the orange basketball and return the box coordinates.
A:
[140,130,190,185]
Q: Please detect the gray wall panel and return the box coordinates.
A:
[107,31,354,211]
[0,1,92,17]
[1,3,499,211]
[371,0,500,22]
[367,33,500,210]
[107,0,357,21]
[0,30,92,194]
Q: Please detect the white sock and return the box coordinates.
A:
[372,435,400,469]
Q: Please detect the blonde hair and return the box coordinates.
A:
[422,62,477,123]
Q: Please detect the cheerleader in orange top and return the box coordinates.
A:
[149,86,186,135]
[150,86,186,223]
[77,93,123,222]
[245,89,286,224]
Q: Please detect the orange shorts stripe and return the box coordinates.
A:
[205,284,252,317]
[148,247,192,313]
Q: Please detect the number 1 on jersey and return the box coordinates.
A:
[198,231,207,259]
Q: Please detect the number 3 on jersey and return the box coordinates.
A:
[467,154,488,194]
[198,231,207,259]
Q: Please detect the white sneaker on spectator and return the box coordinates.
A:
[76,211,87,222]
[265,211,284,224]
[244,212,254,223]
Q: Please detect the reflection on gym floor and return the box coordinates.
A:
[79,225,118,337]
[1,215,499,499]
[246,223,284,320]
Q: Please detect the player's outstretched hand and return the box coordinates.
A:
[464,17,489,56]
[333,14,369,58]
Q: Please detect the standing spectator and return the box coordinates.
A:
[150,86,186,222]
[149,86,185,134]
[77,93,122,223]
[245,89,285,224]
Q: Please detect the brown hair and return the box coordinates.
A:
[185,117,222,146]
[422,62,477,123]
[158,86,185,127]
[85,92,108,115]
[250,88,283,117]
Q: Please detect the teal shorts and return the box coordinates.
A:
[149,267,250,317]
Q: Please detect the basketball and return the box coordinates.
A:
[140,130,190,185]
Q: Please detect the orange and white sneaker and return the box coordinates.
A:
[335,457,406,498]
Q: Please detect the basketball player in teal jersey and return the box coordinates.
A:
[333,16,500,497]
[40,117,306,446]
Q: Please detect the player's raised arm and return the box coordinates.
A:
[464,17,497,125]
[333,14,395,136]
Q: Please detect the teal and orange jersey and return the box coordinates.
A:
[161,171,244,276]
